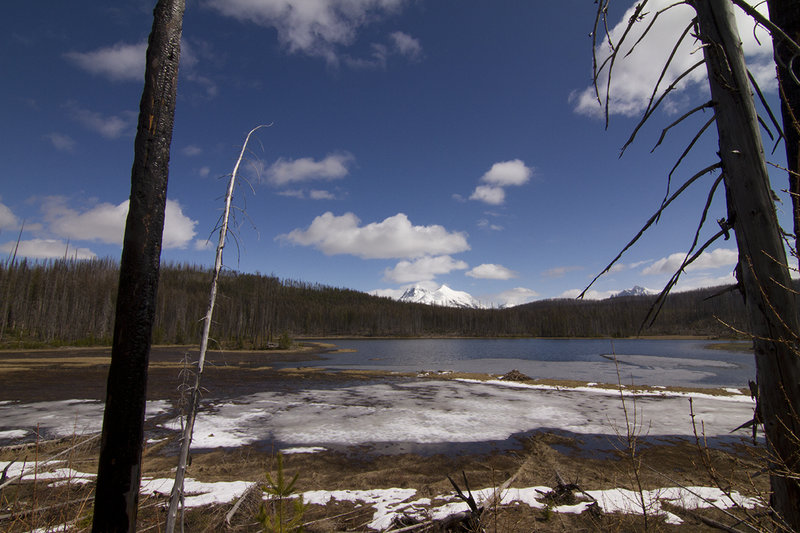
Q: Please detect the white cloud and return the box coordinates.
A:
[560,288,617,300]
[641,248,738,275]
[45,133,76,152]
[206,0,407,65]
[466,263,517,280]
[67,102,135,139]
[369,287,407,299]
[494,287,539,307]
[278,189,307,199]
[42,197,197,250]
[0,239,96,260]
[470,160,532,205]
[572,0,773,118]
[279,211,469,259]
[43,197,128,245]
[162,200,199,249]
[64,42,147,82]
[389,31,422,59]
[477,219,503,231]
[0,201,19,231]
[469,185,505,205]
[267,153,354,186]
[384,255,468,283]
[480,159,532,186]
[182,145,203,156]
[194,238,214,252]
[309,189,336,200]
[199,166,211,177]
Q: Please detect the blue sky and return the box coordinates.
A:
[0,1,789,306]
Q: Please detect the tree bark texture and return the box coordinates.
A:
[693,1,800,529]
[767,0,800,269]
[91,0,184,531]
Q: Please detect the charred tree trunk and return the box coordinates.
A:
[767,0,800,269]
[91,0,184,531]
[693,1,800,529]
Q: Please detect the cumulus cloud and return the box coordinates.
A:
[0,201,19,231]
[641,248,738,275]
[389,31,422,59]
[64,42,147,82]
[466,263,518,280]
[494,287,539,307]
[42,197,197,249]
[45,133,76,152]
[206,0,408,65]
[560,288,618,300]
[572,0,773,118]
[674,272,738,291]
[67,102,135,139]
[384,255,468,283]
[279,211,469,259]
[194,238,214,252]
[480,159,532,186]
[266,153,354,186]
[0,239,96,260]
[470,159,532,205]
[469,185,505,205]
[309,189,336,200]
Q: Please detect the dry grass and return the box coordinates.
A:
[0,426,773,533]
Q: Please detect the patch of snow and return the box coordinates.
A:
[0,429,28,439]
[0,460,65,479]
[140,477,254,508]
[280,446,327,454]
[299,484,762,529]
[0,399,171,444]
[154,379,755,450]
[301,488,418,530]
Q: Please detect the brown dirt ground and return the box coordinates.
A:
[0,344,774,532]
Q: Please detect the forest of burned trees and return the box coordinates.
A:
[0,258,752,347]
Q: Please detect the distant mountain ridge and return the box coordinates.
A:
[612,285,657,298]
[399,284,485,309]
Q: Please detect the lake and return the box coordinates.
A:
[294,338,754,388]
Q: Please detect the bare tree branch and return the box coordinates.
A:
[579,162,721,298]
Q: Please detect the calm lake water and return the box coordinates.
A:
[296,338,754,388]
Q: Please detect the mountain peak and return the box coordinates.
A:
[612,285,656,298]
[399,284,484,309]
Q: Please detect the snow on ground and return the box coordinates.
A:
[0,378,762,529]
[2,460,761,529]
[160,379,755,451]
[0,399,170,444]
[0,379,753,450]
[140,476,254,508]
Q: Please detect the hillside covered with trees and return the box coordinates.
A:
[0,258,752,348]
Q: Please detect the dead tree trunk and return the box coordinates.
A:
[693,0,800,528]
[165,125,267,533]
[767,0,800,269]
[91,0,184,531]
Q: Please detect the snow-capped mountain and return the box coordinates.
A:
[399,285,485,309]
[612,285,657,298]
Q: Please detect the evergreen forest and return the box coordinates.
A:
[0,258,753,349]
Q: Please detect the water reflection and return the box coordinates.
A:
[293,338,753,388]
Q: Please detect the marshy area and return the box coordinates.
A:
[0,343,777,532]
